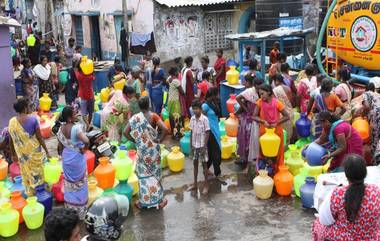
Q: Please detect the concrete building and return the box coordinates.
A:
[2,0,65,41]
[62,0,255,64]
[59,0,321,66]
[153,0,256,65]
[63,0,151,61]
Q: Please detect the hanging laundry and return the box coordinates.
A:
[130,32,156,55]
[131,32,151,47]
[119,26,128,62]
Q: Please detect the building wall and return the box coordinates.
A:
[154,3,251,65]
[153,3,205,64]
[67,0,120,13]
[303,0,320,57]
[65,0,249,64]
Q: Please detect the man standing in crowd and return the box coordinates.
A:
[65,38,75,68]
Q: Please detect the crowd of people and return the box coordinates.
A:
[3,32,380,240]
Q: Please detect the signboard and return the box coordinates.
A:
[279,17,303,30]
[327,0,380,70]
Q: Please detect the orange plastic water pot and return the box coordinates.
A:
[274,165,293,196]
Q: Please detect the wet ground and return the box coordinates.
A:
[6,135,315,241]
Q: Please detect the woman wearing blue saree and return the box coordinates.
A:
[149,57,166,114]
[202,87,222,178]
[57,106,89,219]
[125,97,168,209]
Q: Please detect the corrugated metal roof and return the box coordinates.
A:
[155,0,241,8]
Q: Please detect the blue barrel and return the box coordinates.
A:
[93,111,102,128]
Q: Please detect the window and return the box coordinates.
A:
[204,12,233,53]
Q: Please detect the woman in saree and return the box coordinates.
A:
[8,98,50,196]
[34,55,57,108]
[335,67,359,121]
[167,67,184,139]
[101,86,133,142]
[253,84,290,174]
[21,58,39,112]
[65,59,79,106]
[311,111,363,172]
[202,87,222,178]
[125,97,168,209]
[182,56,195,117]
[335,67,354,104]
[297,64,317,113]
[149,57,166,114]
[308,79,345,139]
[363,81,380,155]
[213,49,226,89]
[235,75,262,167]
[273,74,294,145]
[57,106,89,219]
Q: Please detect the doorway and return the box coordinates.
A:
[114,15,123,59]
[74,16,84,46]
[90,16,101,60]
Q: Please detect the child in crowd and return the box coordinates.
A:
[50,56,63,102]
[269,53,287,84]
[73,45,83,63]
[281,63,297,96]
[124,85,140,116]
[269,41,280,64]
[196,55,215,83]
[44,208,81,241]
[108,58,121,83]
[0,127,15,163]
[129,66,143,98]
[196,71,212,102]
[75,58,95,131]
[167,67,184,139]
[112,64,127,86]
[189,99,210,194]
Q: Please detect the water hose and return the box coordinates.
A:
[316,0,338,82]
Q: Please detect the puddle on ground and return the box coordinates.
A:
[163,172,254,206]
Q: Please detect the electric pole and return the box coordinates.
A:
[122,0,129,67]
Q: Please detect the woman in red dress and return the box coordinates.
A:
[214,49,226,89]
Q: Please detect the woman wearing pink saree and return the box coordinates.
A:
[235,76,262,167]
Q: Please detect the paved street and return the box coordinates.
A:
[6,136,314,241]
